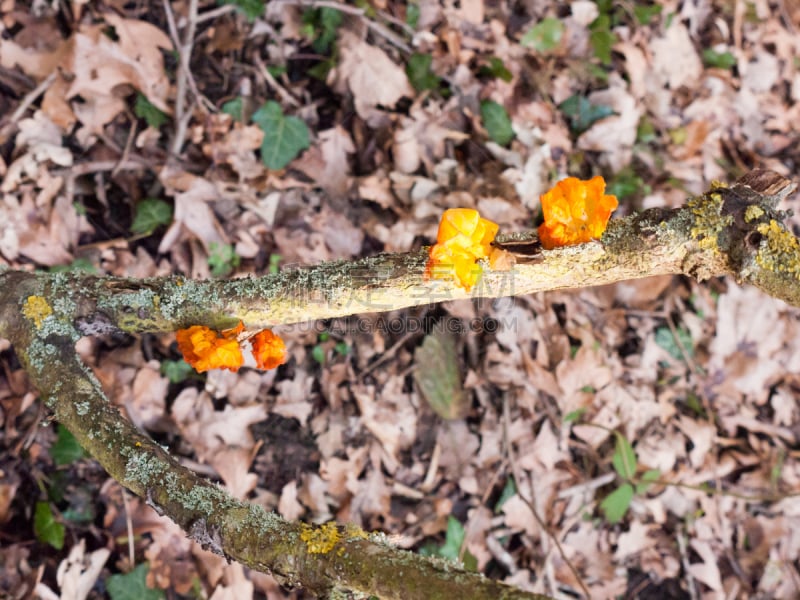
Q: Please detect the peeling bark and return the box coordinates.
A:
[0,170,797,599]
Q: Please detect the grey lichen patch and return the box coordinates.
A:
[124,450,168,486]
[755,220,800,279]
[97,287,163,331]
[75,401,90,416]
[688,192,733,250]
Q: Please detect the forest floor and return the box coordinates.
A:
[1,0,800,598]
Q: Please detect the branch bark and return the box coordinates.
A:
[0,170,797,598]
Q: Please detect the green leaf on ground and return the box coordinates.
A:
[34,501,65,550]
[480,100,515,146]
[634,4,662,25]
[208,242,241,278]
[161,359,194,384]
[51,424,87,466]
[654,326,693,361]
[134,93,168,129]
[702,48,736,69]
[420,516,478,571]
[252,101,310,170]
[563,407,587,423]
[612,432,637,480]
[219,0,264,21]
[494,477,517,513]
[414,329,467,420]
[600,483,634,523]
[406,53,441,92]
[635,469,661,494]
[131,199,172,236]
[479,57,513,82]
[221,97,244,122]
[520,17,564,53]
[558,95,614,135]
[107,563,165,600]
[589,15,616,65]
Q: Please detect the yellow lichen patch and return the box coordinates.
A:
[22,296,53,329]
[343,523,370,541]
[756,219,800,278]
[688,192,733,250]
[299,521,341,554]
[745,205,765,223]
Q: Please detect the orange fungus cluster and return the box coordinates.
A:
[176,321,287,373]
[537,176,618,250]
[427,208,499,290]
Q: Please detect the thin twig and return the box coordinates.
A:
[253,55,301,107]
[112,118,138,178]
[165,0,201,156]
[196,3,237,24]
[502,397,591,599]
[121,487,136,568]
[0,71,57,143]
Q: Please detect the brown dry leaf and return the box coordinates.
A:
[353,380,417,468]
[649,23,702,90]
[158,169,228,254]
[335,31,413,121]
[209,563,254,600]
[210,446,260,500]
[65,15,172,134]
[128,360,169,432]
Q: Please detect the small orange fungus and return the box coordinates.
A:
[537,176,618,250]
[176,325,244,373]
[427,208,499,290]
[252,329,287,370]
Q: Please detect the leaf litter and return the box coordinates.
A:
[1,1,800,599]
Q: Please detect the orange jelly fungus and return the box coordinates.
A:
[537,176,618,250]
[252,329,288,370]
[427,208,499,290]
[176,325,244,373]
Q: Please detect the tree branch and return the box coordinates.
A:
[0,170,797,599]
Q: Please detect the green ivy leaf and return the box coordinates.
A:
[219,0,264,21]
[51,424,86,466]
[607,167,650,200]
[558,95,614,135]
[160,359,194,384]
[589,15,616,65]
[612,432,637,480]
[634,4,662,25]
[406,53,441,92]
[134,93,168,129]
[702,49,736,69]
[480,100,515,146]
[221,97,244,122]
[107,563,165,600]
[252,101,310,170]
[131,199,173,236]
[34,501,65,550]
[520,17,564,53]
[479,57,513,82]
[406,2,420,28]
[600,483,633,524]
